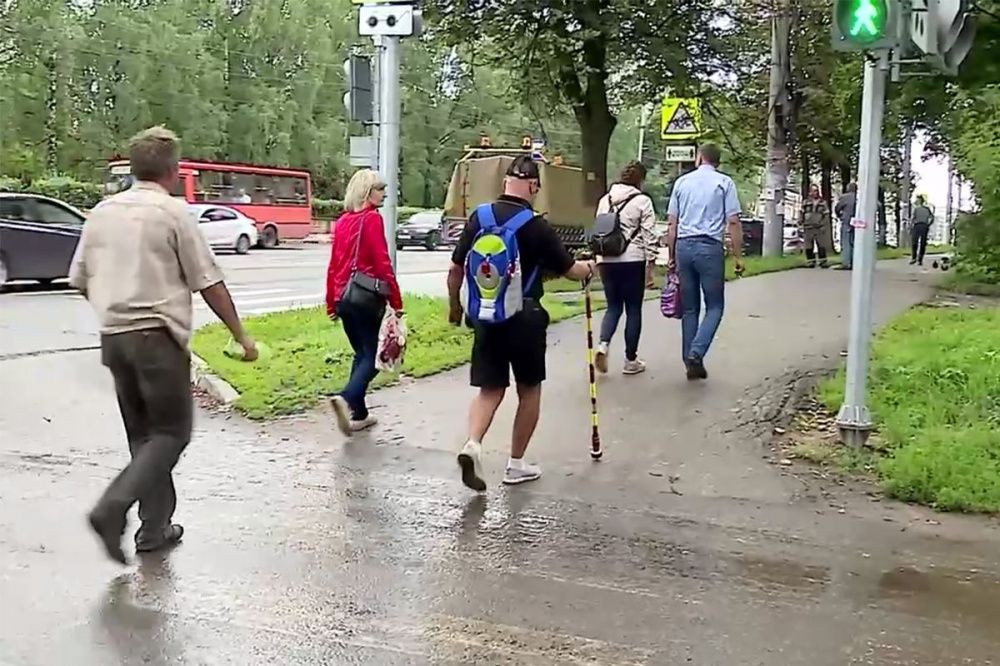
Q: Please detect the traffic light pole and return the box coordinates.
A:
[378,35,401,270]
[836,50,889,447]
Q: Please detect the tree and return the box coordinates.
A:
[424,0,730,204]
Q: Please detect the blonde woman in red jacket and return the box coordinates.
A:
[325,169,403,435]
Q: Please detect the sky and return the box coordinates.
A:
[911,130,975,213]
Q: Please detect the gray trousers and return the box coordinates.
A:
[95,328,192,546]
[840,222,855,268]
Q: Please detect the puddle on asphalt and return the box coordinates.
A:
[873,564,1000,634]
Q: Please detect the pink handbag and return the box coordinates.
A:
[660,271,682,319]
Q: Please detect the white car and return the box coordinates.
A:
[188,204,258,254]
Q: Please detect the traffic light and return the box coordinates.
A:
[909,0,976,75]
[342,55,373,124]
[832,0,900,51]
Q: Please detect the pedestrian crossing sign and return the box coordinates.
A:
[660,98,703,141]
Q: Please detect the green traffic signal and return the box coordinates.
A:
[836,0,889,44]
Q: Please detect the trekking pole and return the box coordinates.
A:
[577,249,603,460]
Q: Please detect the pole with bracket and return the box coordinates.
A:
[836,50,890,447]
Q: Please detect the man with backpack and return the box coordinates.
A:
[447,155,596,491]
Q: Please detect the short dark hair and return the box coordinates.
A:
[847,182,858,193]
[506,155,540,182]
[698,143,721,166]
[618,160,647,187]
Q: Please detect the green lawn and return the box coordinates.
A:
[192,295,586,419]
[546,247,911,294]
[818,305,1000,512]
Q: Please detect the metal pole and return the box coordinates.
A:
[837,51,889,447]
[370,36,382,173]
[378,36,401,270]
[945,155,954,244]
[763,1,791,257]
[899,122,913,249]
[637,104,650,162]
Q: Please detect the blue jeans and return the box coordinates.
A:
[337,300,384,420]
[599,261,646,361]
[676,236,725,361]
[840,222,854,268]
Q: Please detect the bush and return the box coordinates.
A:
[398,205,429,221]
[1,175,104,210]
[312,198,344,220]
[0,176,21,192]
[954,213,1000,284]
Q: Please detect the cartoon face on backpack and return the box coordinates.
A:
[461,204,540,324]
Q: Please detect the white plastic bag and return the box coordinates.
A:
[376,311,407,374]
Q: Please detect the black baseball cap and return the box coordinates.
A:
[505,155,541,183]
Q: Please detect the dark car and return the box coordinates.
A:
[0,193,85,286]
[396,210,446,251]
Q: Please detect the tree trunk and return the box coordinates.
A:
[800,151,811,199]
[575,107,615,207]
[877,186,887,247]
[893,189,901,245]
[821,158,833,209]
[838,162,851,192]
[44,53,59,173]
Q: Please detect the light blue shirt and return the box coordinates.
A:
[668,165,741,242]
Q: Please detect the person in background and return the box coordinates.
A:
[665,143,743,381]
[447,156,595,491]
[593,160,658,375]
[834,182,858,270]
[326,169,403,436]
[910,195,934,266]
[70,126,258,565]
[802,184,832,268]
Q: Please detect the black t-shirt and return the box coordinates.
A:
[451,195,576,300]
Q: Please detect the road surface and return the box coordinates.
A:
[0,245,452,357]
[2,258,999,665]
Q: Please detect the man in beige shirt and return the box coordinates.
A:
[70,126,257,564]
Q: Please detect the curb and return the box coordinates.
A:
[302,233,331,244]
[190,353,240,406]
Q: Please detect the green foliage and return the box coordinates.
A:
[820,306,1000,512]
[0,175,103,209]
[312,198,345,220]
[191,295,586,419]
[955,213,1000,284]
[28,176,104,209]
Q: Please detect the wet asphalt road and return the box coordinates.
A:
[3,258,1000,665]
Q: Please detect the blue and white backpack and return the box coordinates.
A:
[460,203,540,324]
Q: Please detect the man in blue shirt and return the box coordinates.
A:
[666,144,744,380]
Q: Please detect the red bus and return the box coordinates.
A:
[107,159,313,247]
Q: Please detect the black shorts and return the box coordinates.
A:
[470,302,550,389]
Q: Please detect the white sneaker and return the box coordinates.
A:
[594,342,609,374]
[503,459,542,485]
[457,441,486,492]
[350,416,378,432]
[623,358,647,375]
[330,396,351,436]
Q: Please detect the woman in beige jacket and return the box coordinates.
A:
[593,161,658,375]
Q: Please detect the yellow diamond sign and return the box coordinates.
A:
[660,98,703,141]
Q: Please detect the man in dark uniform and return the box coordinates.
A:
[446,156,595,491]
[802,184,832,268]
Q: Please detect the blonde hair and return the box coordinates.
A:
[343,169,385,212]
[129,126,180,182]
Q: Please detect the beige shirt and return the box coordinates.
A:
[69,181,223,347]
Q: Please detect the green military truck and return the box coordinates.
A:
[442,147,593,249]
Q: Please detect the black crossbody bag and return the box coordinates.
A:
[339,212,390,314]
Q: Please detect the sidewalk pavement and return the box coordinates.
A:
[4,260,1000,665]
